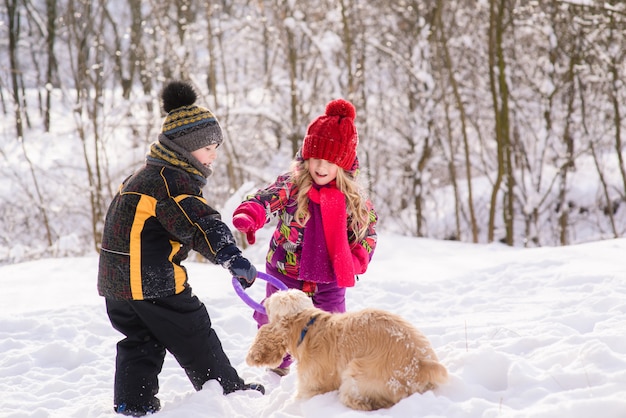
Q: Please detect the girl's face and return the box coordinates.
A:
[191,144,218,169]
[308,158,339,186]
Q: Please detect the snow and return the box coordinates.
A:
[1,234,625,417]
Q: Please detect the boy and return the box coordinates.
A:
[98,81,263,416]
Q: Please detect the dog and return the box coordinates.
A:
[246,289,447,411]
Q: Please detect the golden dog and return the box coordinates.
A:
[246,289,447,411]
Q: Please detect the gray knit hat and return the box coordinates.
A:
[160,81,223,152]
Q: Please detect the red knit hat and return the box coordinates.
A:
[302,99,358,170]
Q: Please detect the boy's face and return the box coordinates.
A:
[191,144,218,169]
[308,158,339,186]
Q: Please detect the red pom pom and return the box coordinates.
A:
[325,99,356,121]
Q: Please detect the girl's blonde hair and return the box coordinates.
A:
[290,159,371,242]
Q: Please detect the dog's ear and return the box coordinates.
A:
[246,322,288,368]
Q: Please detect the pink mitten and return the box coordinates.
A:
[233,213,258,244]
[233,202,266,245]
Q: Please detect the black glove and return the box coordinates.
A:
[216,245,257,289]
[227,255,257,289]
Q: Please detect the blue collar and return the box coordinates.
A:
[297,315,319,346]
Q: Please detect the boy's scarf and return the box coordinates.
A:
[146,141,207,185]
[300,182,355,287]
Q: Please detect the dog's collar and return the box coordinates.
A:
[297,315,319,346]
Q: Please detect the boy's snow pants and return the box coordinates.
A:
[105,287,244,407]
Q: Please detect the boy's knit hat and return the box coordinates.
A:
[160,81,223,152]
[302,99,358,171]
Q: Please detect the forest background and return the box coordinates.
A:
[1,0,625,264]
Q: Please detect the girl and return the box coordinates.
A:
[232,99,378,376]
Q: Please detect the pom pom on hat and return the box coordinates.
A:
[325,99,356,121]
[160,81,223,152]
[162,81,198,112]
[302,99,359,171]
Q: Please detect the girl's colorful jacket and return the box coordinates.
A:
[97,164,240,300]
[239,173,377,283]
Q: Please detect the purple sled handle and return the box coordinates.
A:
[232,271,288,315]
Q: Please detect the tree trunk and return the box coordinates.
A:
[607,15,626,201]
[557,35,579,246]
[435,0,478,242]
[6,0,24,140]
[487,0,513,244]
[44,0,57,132]
[590,142,618,237]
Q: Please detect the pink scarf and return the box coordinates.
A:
[302,182,355,287]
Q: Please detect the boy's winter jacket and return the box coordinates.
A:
[98,163,240,300]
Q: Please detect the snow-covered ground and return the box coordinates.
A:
[1,234,625,417]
